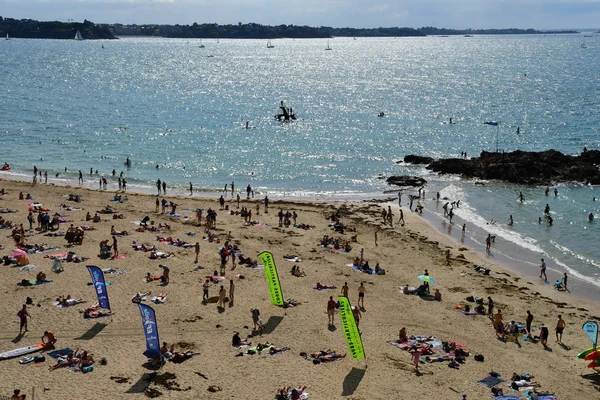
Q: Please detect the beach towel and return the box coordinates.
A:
[48,348,75,360]
[84,313,111,320]
[245,264,264,269]
[112,255,127,260]
[387,340,411,350]
[478,376,506,387]
[347,264,377,274]
[525,394,556,400]
[17,280,52,286]
[19,265,36,271]
[47,252,68,259]
[493,396,522,400]
[459,309,478,316]
[102,268,127,274]
[284,257,302,262]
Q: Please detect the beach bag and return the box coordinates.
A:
[474,354,484,362]
[464,304,471,312]
[466,296,475,302]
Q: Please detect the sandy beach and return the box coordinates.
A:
[0,177,598,399]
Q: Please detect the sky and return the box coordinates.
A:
[1,0,600,30]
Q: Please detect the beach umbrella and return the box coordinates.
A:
[12,249,27,257]
[418,275,435,284]
[584,351,600,361]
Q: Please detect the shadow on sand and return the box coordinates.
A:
[342,367,366,396]
[75,323,108,340]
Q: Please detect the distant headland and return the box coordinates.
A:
[0,16,579,40]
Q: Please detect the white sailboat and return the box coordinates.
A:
[199,39,205,48]
[325,40,332,50]
[267,39,274,48]
[5,33,9,40]
[74,30,84,41]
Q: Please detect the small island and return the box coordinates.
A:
[401,150,600,185]
[0,17,115,40]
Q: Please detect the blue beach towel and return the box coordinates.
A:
[48,348,75,359]
[493,395,522,400]
[478,376,505,387]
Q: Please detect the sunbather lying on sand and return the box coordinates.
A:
[314,282,336,290]
[81,304,113,319]
[57,295,86,307]
[275,385,307,400]
[132,292,151,303]
[132,242,156,252]
[149,251,174,259]
[49,352,78,371]
[510,380,540,389]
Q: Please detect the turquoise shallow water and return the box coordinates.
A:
[0,35,599,289]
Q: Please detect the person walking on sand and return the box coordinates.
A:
[487,296,494,316]
[112,236,118,257]
[352,304,362,329]
[218,285,226,309]
[539,259,547,281]
[251,308,262,333]
[264,196,269,213]
[540,323,549,347]
[486,234,492,252]
[17,304,31,335]
[155,197,159,213]
[202,279,210,303]
[189,182,193,196]
[526,310,534,338]
[374,230,378,247]
[562,272,568,290]
[411,348,420,373]
[78,170,83,185]
[358,283,365,309]
[327,296,336,325]
[341,282,349,298]
[556,315,565,343]
[229,280,235,306]
[194,242,200,263]
[397,208,404,226]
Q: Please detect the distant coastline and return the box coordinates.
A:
[0,16,579,40]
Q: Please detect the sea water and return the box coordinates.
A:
[0,35,599,291]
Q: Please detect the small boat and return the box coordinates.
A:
[74,30,84,41]
[325,40,332,50]
[5,33,9,40]
[199,39,205,48]
[267,39,274,48]
[464,34,473,37]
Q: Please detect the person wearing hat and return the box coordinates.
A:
[539,259,547,281]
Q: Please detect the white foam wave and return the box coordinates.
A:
[439,184,544,254]
[550,240,600,270]
[551,257,600,288]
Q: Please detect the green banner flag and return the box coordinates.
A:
[338,296,365,359]
[259,251,284,306]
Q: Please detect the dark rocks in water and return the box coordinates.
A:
[402,155,434,165]
[386,175,427,187]
[426,149,600,185]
